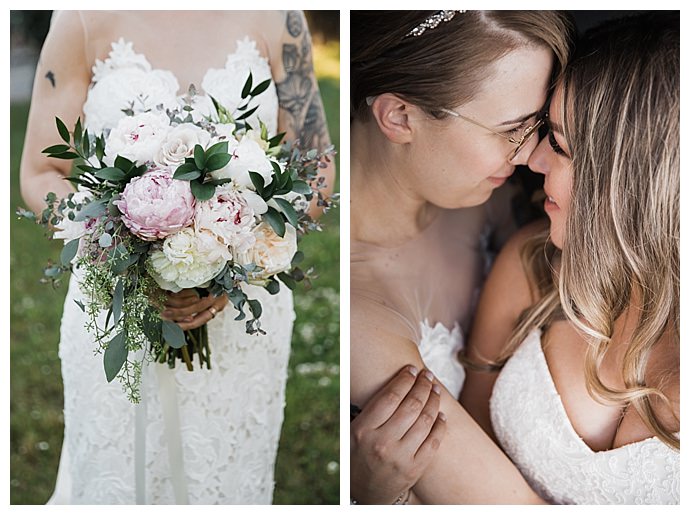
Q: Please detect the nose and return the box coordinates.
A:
[526,136,550,176]
[508,132,541,166]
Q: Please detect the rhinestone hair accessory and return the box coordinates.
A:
[404,10,467,38]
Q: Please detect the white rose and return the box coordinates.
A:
[84,68,179,136]
[155,123,211,167]
[104,111,171,165]
[209,136,274,189]
[235,222,297,278]
[195,184,266,254]
[147,228,228,292]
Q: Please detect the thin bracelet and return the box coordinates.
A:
[392,489,411,505]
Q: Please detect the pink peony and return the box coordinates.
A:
[115,168,196,240]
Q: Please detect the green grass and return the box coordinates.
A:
[10,42,340,505]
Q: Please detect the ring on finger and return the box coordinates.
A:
[208,306,218,319]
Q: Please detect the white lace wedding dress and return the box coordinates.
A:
[490,329,680,504]
[48,38,294,505]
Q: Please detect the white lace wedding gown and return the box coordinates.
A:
[490,329,680,504]
[48,38,294,505]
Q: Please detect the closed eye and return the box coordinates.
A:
[547,128,569,157]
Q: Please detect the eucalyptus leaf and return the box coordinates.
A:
[141,314,162,344]
[264,278,280,295]
[291,180,313,195]
[98,233,113,248]
[104,331,127,382]
[162,320,186,349]
[248,299,262,319]
[278,272,297,290]
[73,200,106,222]
[60,239,80,266]
[291,250,304,266]
[264,206,286,237]
[112,278,124,324]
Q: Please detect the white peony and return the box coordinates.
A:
[147,228,228,292]
[84,68,179,136]
[201,38,278,135]
[104,111,171,166]
[209,135,275,189]
[155,123,211,167]
[195,184,266,255]
[235,222,297,278]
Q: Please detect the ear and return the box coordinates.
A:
[369,93,414,144]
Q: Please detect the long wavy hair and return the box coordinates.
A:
[497,12,680,449]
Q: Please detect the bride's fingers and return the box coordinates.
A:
[412,411,447,464]
[175,297,228,331]
[382,370,434,440]
[164,290,201,308]
[355,366,419,429]
[399,380,441,451]
[162,294,217,319]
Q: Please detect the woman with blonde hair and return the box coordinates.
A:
[351,11,679,504]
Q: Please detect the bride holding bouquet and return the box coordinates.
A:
[19,10,335,505]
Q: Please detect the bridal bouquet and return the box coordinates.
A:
[19,75,335,402]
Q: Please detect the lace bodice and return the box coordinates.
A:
[83,37,278,136]
[418,320,465,398]
[50,37,293,505]
[490,329,680,504]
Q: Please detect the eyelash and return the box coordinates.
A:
[547,129,568,157]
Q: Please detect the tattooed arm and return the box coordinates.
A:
[20,11,91,213]
[271,11,336,218]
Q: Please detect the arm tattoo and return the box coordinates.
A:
[276,11,330,151]
[45,70,56,88]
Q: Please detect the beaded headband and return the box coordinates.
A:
[404,10,467,38]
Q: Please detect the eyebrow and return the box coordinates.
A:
[497,110,540,127]
[548,118,565,134]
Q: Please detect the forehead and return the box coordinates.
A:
[462,45,554,122]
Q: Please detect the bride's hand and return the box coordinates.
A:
[350,366,447,504]
[161,290,229,330]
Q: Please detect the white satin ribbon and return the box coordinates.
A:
[134,364,189,504]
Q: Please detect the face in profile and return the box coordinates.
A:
[527,84,572,249]
[409,44,553,210]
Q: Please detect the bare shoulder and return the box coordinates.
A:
[351,296,425,407]
[484,218,550,309]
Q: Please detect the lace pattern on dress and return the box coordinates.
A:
[417,320,465,398]
[490,329,679,504]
